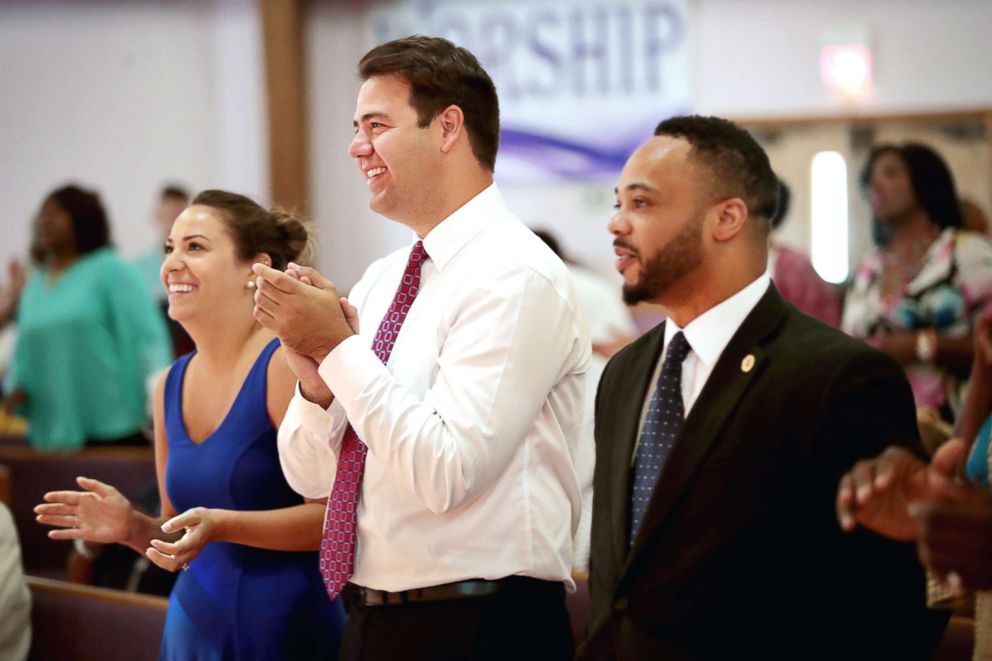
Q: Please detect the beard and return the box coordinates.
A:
[621,209,705,306]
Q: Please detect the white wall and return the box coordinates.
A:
[306,0,413,286]
[0,0,267,274]
[694,0,992,117]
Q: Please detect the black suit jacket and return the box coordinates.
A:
[580,285,947,660]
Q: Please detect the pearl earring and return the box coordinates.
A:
[246,280,256,289]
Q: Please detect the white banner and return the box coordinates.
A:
[366,0,692,182]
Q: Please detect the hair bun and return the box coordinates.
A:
[190,189,318,271]
[270,208,315,266]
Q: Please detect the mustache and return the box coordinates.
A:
[613,239,639,256]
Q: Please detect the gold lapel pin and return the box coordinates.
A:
[741,354,755,373]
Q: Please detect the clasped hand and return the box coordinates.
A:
[252,262,356,363]
[253,262,359,406]
[147,507,218,573]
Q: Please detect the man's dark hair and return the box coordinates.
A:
[46,184,112,257]
[358,35,500,172]
[654,116,779,227]
[770,177,791,231]
[161,184,190,203]
[860,143,963,240]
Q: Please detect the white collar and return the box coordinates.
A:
[664,274,771,368]
[421,183,504,272]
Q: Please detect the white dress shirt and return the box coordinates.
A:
[636,275,770,442]
[279,184,591,592]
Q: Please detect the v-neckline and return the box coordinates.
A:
[176,345,266,446]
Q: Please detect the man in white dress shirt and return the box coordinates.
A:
[252,36,589,659]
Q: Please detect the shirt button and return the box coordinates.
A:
[614,597,629,612]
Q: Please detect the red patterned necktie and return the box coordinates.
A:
[319,240,428,600]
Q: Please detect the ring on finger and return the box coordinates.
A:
[181,562,191,572]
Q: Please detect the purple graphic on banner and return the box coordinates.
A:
[497,107,688,180]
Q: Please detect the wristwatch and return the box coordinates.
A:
[915,328,937,363]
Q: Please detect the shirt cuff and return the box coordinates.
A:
[287,381,340,440]
[318,334,386,418]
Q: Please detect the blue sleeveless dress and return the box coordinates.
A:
[160,339,343,660]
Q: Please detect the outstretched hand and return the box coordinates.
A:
[35,476,133,544]
[836,439,968,541]
[0,259,26,326]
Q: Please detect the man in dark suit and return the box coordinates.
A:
[580,115,947,660]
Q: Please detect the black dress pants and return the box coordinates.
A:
[339,577,574,661]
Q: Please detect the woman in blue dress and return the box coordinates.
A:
[36,190,344,660]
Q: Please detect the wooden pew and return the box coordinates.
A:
[27,575,167,661]
[0,433,28,447]
[0,464,10,508]
[0,445,156,576]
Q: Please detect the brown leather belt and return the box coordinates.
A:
[356,579,502,606]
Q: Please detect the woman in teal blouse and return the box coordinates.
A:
[6,185,170,450]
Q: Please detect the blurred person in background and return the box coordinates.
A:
[36,190,344,660]
[133,185,190,302]
[843,143,992,446]
[0,501,30,661]
[0,260,26,330]
[0,261,27,434]
[962,198,990,236]
[767,178,840,326]
[837,436,992,659]
[132,184,194,357]
[837,312,992,659]
[2,184,171,450]
[533,228,635,573]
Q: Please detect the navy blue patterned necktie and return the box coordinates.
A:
[629,331,692,547]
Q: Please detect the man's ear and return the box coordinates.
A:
[437,105,465,154]
[711,198,749,243]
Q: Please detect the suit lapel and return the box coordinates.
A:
[623,286,789,569]
[609,323,665,567]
